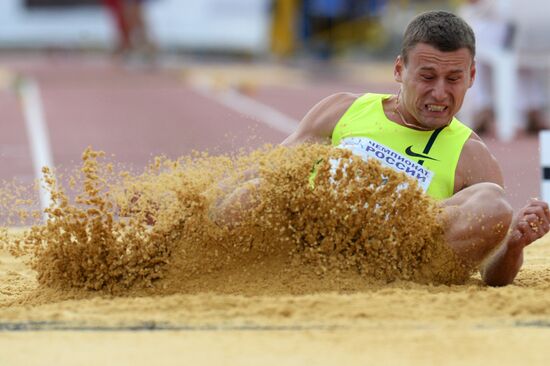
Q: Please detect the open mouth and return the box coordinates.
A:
[426,104,447,112]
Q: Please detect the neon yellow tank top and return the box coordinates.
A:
[332,93,472,199]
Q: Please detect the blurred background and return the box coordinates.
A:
[0,0,549,215]
[0,0,432,55]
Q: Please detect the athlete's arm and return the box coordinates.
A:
[441,182,512,266]
[211,92,356,227]
[281,92,358,147]
[480,198,550,286]
[221,92,355,187]
[450,132,550,286]
[439,133,509,261]
[453,132,504,192]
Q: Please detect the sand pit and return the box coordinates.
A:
[1,237,550,365]
[1,146,550,364]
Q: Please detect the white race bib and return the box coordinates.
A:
[337,137,434,192]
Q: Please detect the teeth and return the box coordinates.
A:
[428,105,445,112]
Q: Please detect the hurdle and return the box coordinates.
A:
[541,130,550,203]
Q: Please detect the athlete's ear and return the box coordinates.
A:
[468,59,476,88]
[394,55,404,83]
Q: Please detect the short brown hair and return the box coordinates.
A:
[401,11,475,63]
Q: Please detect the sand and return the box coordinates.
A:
[1,232,549,326]
[2,145,469,295]
[1,146,550,364]
[1,236,550,365]
[1,329,550,366]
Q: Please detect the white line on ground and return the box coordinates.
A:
[17,77,55,221]
[190,77,298,135]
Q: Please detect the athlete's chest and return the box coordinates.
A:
[331,96,469,199]
[336,136,437,193]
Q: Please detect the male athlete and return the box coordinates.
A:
[218,11,550,286]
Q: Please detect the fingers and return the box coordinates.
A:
[523,198,550,224]
[521,213,546,237]
[509,199,550,250]
[510,219,538,249]
[521,207,550,233]
[526,198,550,219]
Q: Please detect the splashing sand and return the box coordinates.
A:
[2,145,469,301]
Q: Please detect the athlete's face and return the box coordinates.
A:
[394,43,475,130]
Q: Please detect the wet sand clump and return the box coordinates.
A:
[2,145,470,298]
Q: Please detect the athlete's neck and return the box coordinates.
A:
[384,94,433,131]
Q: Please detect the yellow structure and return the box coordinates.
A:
[271,0,300,57]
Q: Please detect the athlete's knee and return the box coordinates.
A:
[473,182,513,244]
[443,183,513,264]
[474,182,511,214]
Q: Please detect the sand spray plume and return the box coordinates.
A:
[6,148,175,292]
[1,144,470,299]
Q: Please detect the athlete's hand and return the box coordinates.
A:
[507,199,550,251]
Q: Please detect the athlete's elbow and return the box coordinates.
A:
[481,265,518,287]
[482,272,515,287]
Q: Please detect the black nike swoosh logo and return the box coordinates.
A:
[405,146,438,161]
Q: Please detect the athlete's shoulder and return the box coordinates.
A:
[281,92,360,146]
[313,92,360,121]
[462,132,491,155]
[448,117,473,134]
[455,132,504,191]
